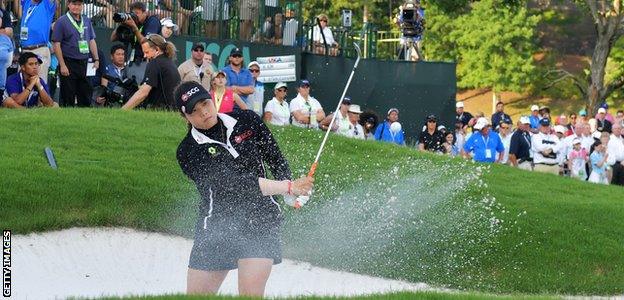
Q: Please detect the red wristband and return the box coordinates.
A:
[287,180,292,195]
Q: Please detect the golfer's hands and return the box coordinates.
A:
[291,176,314,196]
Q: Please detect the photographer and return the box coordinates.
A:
[110,1,161,62]
[122,34,180,110]
[96,43,128,105]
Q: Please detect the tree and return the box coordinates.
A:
[425,0,540,95]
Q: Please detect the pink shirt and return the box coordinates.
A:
[210,89,235,113]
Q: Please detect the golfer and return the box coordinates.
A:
[174,81,313,297]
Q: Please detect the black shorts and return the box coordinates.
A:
[189,215,282,271]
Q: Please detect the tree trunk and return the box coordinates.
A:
[588,35,611,114]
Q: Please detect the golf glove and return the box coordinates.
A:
[283,195,310,208]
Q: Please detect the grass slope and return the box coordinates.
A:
[0,109,622,296]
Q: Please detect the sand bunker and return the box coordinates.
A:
[12,227,434,299]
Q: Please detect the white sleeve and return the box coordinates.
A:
[312,98,323,111]
[289,98,302,113]
[607,141,618,165]
[532,134,546,153]
[552,136,561,153]
[264,100,275,114]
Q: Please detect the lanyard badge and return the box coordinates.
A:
[66,12,90,54]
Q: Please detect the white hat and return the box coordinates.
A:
[274,82,287,90]
[592,131,602,139]
[348,104,363,114]
[554,125,566,134]
[160,18,178,31]
[248,61,260,69]
[572,138,581,145]
[456,102,464,108]
[519,116,531,124]
[598,107,606,114]
[531,105,539,111]
[473,117,490,130]
[387,108,399,115]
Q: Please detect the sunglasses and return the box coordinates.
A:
[193,48,204,52]
[145,34,163,46]
[231,54,242,58]
[249,69,260,73]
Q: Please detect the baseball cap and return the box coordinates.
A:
[342,97,352,105]
[191,42,204,52]
[554,125,566,134]
[579,109,587,116]
[387,107,399,115]
[19,52,43,65]
[539,118,551,126]
[473,117,489,130]
[247,61,260,69]
[456,101,464,108]
[160,18,179,31]
[531,105,539,111]
[175,81,211,114]
[348,104,363,114]
[214,70,226,78]
[519,116,531,124]
[598,107,606,114]
[274,82,287,90]
[426,114,438,122]
[601,103,609,109]
[539,105,550,111]
[230,47,243,56]
[299,79,310,87]
[572,138,581,145]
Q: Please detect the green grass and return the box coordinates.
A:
[1,109,623,297]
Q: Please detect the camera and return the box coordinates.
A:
[94,74,139,106]
[399,0,424,38]
[113,12,138,23]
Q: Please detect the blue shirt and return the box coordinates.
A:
[132,15,161,61]
[20,0,56,46]
[590,151,606,175]
[463,131,505,163]
[222,65,253,102]
[529,115,540,129]
[52,14,96,60]
[491,112,512,130]
[104,63,125,90]
[5,72,50,107]
[374,121,405,145]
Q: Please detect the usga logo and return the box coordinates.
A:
[181,87,200,102]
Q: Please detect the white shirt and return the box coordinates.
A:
[342,122,365,140]
[498,133,512,164]
[531,131,561,165]
[264,97,290,126]
[310,25,336,45]
[290,93,323,128]
[607,134,624,165]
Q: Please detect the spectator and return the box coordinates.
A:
[247,61,264,116]
[52,0,100,107]
[160,17,178,39]
[462,117,504,163]
[209,70,247,113]
[321,97,351,136]
[97,43,126,105]
[567,113,578,135]
[178,43,213,93]
[239,0,258,41]
[498,121,512,164]
[373,107,405,145]
[418,114,445,153]
[122,34,180,109]
[588,140,609,184]
[491,101,512,131]
[555,114,573,136]
[554,125,568,173]
[0,9,13,95]
[567,138,589,180]
[607,123,624,185]
[359,110,379,140]
[222,47,254,103]
[531,118,561,175]
[339,104,365,139]
[595,107,613,133]
[2,52,55,108]
[455,101,473,128]
[528,105,540,132]
[443,131,459,157]
[454,120,467,153]
[594,102,615,124]
[310,13,339,56]
[263,82,290,126]
[539,105,551,121]
[578,109,589,124]
[615,110,624,126]
[290,79,325,129]
[203,51,213,65]
[508,116,533,170]
[110,2,161,62]
[18,0,57,83]
[154,0,191,36]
